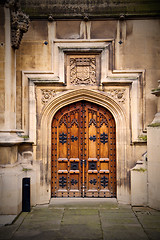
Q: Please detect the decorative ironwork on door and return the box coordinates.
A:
[51,101,116,198]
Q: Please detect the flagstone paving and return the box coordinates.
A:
[0,198,160,240]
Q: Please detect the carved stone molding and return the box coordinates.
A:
[5,0,30,49]
[105,89,126,104]
[41,89,56,105]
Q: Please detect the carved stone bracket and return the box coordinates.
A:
[5,0,30,49]
[11,10,30,49]
[105,89,126,104]
[41,89,56,105]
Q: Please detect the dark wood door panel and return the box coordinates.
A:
[51,102,83,197]
[51,101,116,198]
[84,102,116,197]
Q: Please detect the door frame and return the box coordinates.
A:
[51,100,116,198]
[38,89,128,203]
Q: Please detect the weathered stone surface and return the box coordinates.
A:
[147,126,160,210]
[20,0,160,18]
[0,7,5,128]
[1,0,160,216]
[23,21,48,40]
[0,146,18,165]
[91,20,117,39]
[56,21,82,39]
[1,200,160,240]
[0,7,5,42]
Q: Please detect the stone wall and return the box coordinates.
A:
[0,1,160,214]
[147,127,160,210]
[17,18,156,205]
[18,19,160,128]
[20,0,160,18]
[0,7,5,129]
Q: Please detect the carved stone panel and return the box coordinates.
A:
[105,89,126,104]
[41,89,55,105]
[66,54,100,86]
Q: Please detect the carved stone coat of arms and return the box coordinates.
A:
[67,54,100,85]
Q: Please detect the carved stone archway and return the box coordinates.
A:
[37,89,128,203]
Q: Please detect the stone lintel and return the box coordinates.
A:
[29,79,64,85]
[102,79,134,86]
[28,75,65,86]
[0,131,33,146]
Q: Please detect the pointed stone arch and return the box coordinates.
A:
[38,89,128,203]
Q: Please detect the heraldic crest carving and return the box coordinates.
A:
[70,57,97,85]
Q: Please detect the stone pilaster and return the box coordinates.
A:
[151,80,160,124]
[0,1,30,156]
[147,80,160,210]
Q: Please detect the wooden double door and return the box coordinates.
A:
[51,101,116,198]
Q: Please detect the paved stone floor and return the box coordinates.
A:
[0,198,160,240]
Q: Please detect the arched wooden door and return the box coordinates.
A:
[51,101,116,198]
